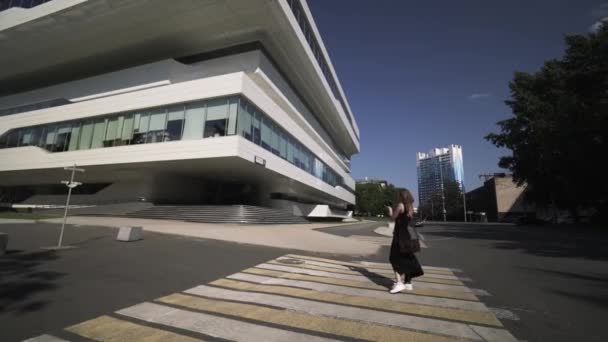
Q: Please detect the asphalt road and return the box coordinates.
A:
[0,223,291,341]
[324,221,608,342]
[1,221,607,342]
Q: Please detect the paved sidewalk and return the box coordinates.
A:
[41,216,381,256]
[0,219,37,224]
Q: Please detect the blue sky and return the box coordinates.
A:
[308,0,607,203]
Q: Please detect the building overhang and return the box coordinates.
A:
[0,0,360,154]
[0,136,355,204]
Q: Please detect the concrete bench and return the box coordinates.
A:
[116,226,143,242]
[0,232,7,255]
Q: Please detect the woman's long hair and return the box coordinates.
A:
[398,188,415,217]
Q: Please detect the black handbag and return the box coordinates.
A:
[399,238,421,253]
[398,225,421,253]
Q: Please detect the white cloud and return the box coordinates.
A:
[469,93,491,100]
[589,17,608,32]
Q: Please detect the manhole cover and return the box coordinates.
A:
[277,258,304,265]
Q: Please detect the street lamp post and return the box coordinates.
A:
[462,182,467,223]
[57,164,85,249]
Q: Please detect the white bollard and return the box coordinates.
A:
[0,232,8,255]
[116,226,143,242]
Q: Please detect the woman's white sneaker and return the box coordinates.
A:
[389,282,406,293]
[404,283,413,291]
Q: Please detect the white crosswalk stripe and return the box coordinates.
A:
[26,254,520,342]
[118,302,339,342]
[22,335,69,342]
[226,272,491,311]
[258,262,475,293]
[185,284,492,340]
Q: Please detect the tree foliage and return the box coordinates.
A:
[418,180,465,221]
[355,183,400,217]
[486,25,608,216]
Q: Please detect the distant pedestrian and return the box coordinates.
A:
[386,189,424,293]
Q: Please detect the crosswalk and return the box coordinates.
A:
[26,254,519,342]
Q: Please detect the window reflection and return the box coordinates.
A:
[203,98,228,138]
[0,95,343,187]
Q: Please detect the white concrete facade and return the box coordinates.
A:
[0,0,359,215]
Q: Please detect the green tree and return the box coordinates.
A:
[418,180,464,221]
[355,182,403,217]
[486,25,608,220]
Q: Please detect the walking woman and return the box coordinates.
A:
[386,189,424,293]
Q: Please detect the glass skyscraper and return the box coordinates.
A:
[416,145,465,207]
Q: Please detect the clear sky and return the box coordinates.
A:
[308,0,607,203]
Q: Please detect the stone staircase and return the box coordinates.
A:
[124,205,310,224]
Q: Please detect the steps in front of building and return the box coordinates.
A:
[124,205,310,224]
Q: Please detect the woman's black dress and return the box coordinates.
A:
[389,211,424,280]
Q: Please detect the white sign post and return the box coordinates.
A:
[56,164,85,249]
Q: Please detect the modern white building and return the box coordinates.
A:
[0,0,359,218]
[416,145,464,207]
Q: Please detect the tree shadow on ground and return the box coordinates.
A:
[548,289,608,310]
[519,267,608,286]
[424,224,608,261]
[0,250,65,315]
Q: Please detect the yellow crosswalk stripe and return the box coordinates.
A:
[244,267,479,301]
[287,254,456,276]
[210,278,502,327]
[269,260,466,286]
[66,315,204,342]
[275,257,462,281]
[157,293,463,342]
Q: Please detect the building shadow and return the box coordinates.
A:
[424,224,608,261]
[0,250,65,315]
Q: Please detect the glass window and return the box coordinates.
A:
[293,143,301,168]
[227,97,238,136]
[90,118,107,149]
[53,123,73,152]
[132,112,149,145]
[183,102,205,140]
[18,128,32,147]
[279,131,287,159]
[204,98,228,138]
[166,105,185,141]
[147,108,167,143]
[302,149,312,173]
[260,116,272,151]
[0,131,7,147]
[68,123,81,151]
[114,114,132,146]
[237,100,252,141]
[252,110,261,145]
[270,122,280,155]
[104,117,120,147]
[6,130,19,148]
[78,121,94,150]
[287,136,295,164]
[314,158,323,179]
[42,125,57,150]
